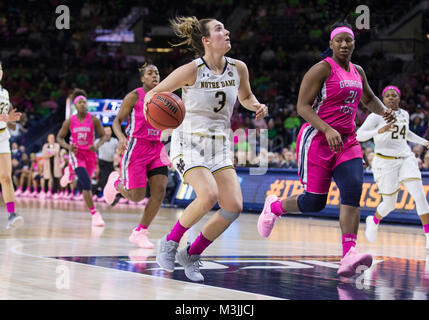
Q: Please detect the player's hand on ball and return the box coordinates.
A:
[254,103,268,120]
[143,91,155,119]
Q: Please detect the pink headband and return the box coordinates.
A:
[73,95,87,105]
[330,26,354,40]
[382,85,401,97]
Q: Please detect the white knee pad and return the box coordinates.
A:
[403,180,429,216]
[376,194,398,217]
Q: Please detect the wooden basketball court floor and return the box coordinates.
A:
[0,197,428,300]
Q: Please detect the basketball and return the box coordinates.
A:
[146,92,186,130]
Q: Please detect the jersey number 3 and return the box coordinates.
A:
[214,91,226,113]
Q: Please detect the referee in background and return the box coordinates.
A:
[95,126,118,200]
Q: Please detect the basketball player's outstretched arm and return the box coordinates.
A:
[91,116,107,152]
[297,61,345,152]
[235,60,268,120]
[113,90,138,153]
[355,65,396,123]
[143,62,198,116]
[57,119,77,153]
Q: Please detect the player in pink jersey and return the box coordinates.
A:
[257,21,396,278]
[57,89,108,227]
[104,63,171,249]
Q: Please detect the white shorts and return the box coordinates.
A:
[170,131,234,181]
[372,154,421,195]
[0,129,10,154]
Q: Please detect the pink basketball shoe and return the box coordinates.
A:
[91,210,105,227]
[129,228,154,249]
[103,171,120,205]
[257,195,281,238]
[337,247,373,278]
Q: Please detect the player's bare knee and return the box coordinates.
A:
[0,174,11,184]
[198,191,218,211]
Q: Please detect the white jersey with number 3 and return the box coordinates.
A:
[177,56,240,136]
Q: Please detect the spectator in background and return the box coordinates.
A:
[95,126,118,200]
[283,110,301,147]
[14,152,32,197]
[280,148,298,169]
[365,152,375,172]
[422,152,429,172]
[10,142,21,160]
[40,134,61,199]
[8,119,26,144]
[409,116,426,138]
[413,144,425,161]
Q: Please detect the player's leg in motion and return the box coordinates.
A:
[74,167,104,227]
[365,193,397,242]
[0,154,24,229]
[402,180,429,249]
[156,168,219,279]
[129,169,168,249]
[333,158,373,277]
[175,168,242,282]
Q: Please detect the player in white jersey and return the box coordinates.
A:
[0,61,24,229]
[144,16,268,281]
[356,85,429,248]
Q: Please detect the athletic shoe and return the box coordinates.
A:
[30,190,39,198]
[60,167,71,188]
[129,228,155,249]
[257,195,281,238]
[365,215,379,243]
[38,191,46,200]
[52,193,60,200]
[64,192,73,200]
[6,212,24,230]
[22,189,32,197]
[15,188,23,197]
[337,246,373,278]
[176,246,204,282]
[103,171,120,205]
[119,197,129,205]
[91,211,105,227]
[156,235,179,272]
[45,190,53,199]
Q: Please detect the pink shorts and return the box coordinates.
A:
[296,123,362,194]
[69,149,98,178]
[120,137,171,189]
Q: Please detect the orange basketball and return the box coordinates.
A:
[146,92,186,130]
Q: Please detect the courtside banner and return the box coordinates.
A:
[172,168,429,224]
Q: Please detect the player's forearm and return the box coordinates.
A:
[362,96,387,116]
[239,94,259,112]
[297,104,330,133]
[356,128,378,142]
